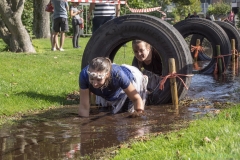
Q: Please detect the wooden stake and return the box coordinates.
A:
[231,39,236,62]
[194,39,201,62]
[168,58,178,106]
[231,39,235,75]
[216,45,223,74]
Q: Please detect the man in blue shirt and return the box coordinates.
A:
[51,0,69,51]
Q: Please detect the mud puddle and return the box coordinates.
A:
[0,66,240,159]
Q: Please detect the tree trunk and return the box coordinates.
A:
[33,0,51,38]
[0,18,11,46]
[0,0,35,53]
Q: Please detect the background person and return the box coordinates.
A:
[70,2,83,48]
[132,40,163,105]
[87,3,120,33]
[51,0,69,51]
[78,57,148,117]
[50,11,60,51]
[185,13,191,20]
[227,11,235,26]
[190,12,199,18]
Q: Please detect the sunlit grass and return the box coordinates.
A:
[113,104,240,159]
[0,38,134,118]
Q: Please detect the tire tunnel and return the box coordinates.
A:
[190,20,240,62]
[174,18,232,74]
[81,14,192,104]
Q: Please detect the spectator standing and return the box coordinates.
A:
[87,3,120,33]
[51,0,69,51]
[228,11,235,26]
[50,12,60,51]
[190,12,199,18]
[70,2,83,48]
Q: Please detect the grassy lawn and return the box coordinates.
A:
[111,104,240,160]
[0,37,133,123]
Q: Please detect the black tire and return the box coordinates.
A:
[214,20,240,51]
[81,14,192,104]
[174,18,231,74]
[190,20,240,61]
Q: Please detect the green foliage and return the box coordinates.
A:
[237,11,240,28]
[207,2,231,16]
[22,0,33,35]
[172,0,202,21]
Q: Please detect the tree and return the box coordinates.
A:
[33,0,51,38]
[0,0,35,53]
[172,0,202,21]
[207,2,231,16]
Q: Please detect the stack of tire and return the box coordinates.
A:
[81,14,192,104]
[174,18,240,74]
[81,15,240,104]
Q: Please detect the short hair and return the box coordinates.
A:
[132,40,151,48]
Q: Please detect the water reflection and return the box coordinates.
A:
[0,66,239,159]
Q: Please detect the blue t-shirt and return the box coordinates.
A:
[79,64,134,101]
[51,0,68,19]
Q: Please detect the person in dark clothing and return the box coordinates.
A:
[87,3,120,33]
[190,12,199,18]
[132,40,163,105]
[185,13,191,20]
[206,14,211,20]
[132,40,162,76]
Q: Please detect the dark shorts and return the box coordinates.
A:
[53,17,69,32]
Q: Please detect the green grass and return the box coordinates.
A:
[113,105,240,159]
[0,37,133,119]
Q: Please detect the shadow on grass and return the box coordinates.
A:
[16,91,79,105]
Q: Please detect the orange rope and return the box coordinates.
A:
[190,45,204,60]
[214,49,239,74]
[66,143,80,158]
[159,72,193,90]
[231,49,239,57]
[213,54,232,74]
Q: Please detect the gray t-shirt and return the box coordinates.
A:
[51,0,68,19]
[71,6,80,19]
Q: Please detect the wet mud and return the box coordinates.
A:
[0,65,240,159]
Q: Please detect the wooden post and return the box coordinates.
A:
[216,45,223,74]
[231,39,236,62]
[168,58,178,106]
[236,49,239,75]
[194,39,201,62]
[231,39,235,75]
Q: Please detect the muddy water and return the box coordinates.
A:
[0,65,240,159]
